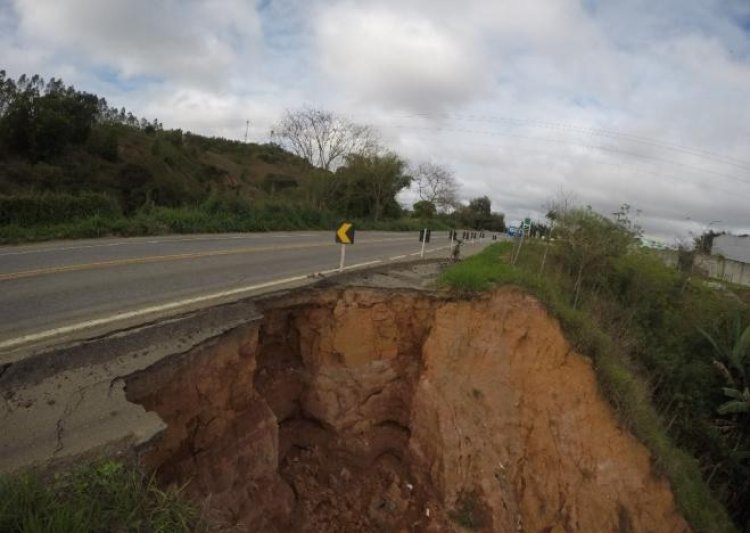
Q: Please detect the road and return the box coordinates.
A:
[0,231,492,358]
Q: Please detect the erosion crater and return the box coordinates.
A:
[126,286,688,532]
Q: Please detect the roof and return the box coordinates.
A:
[712,234,750,263]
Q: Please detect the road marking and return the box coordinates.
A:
[0,259,384,353]
[425,245,450,254]
[0,233,322,257]
[322,259,382,273]
[0,238,410,282]
[0,243,321,281]
[389,255,407,260]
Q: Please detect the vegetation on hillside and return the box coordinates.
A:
[439,206,750,532]
[0,459,200,532]
[0,72,504,243]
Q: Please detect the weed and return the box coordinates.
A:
[0,459,200,532]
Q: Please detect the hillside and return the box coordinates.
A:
[0,122,315,211]
[0,72,468,242]
[0,73,512,244]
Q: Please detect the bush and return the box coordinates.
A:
[85,126,119,162]
[0,192,120,226]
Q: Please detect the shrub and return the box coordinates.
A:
[0,192,120,226]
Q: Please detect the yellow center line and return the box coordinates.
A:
[0,237,413,282]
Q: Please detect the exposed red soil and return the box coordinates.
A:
[125,287,689,532]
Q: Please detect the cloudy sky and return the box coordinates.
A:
[2,0,750,240]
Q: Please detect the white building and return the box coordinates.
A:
[703,234,750,286]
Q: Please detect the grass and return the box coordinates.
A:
[0,459,200,532]
[438,242,737,533]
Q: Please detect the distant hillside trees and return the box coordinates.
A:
[0,71,160,162]
[0,72,99,160]
[270,107,378,170]
[454,195,505,232]
[0,71,497,241]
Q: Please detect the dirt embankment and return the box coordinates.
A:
[126,287,689,532]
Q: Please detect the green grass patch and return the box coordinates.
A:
[438,241,515,292]
[438,242,737,533]
[0,460,200,532]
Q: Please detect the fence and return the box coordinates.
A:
[658,250,750,287]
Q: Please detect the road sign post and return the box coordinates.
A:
[419,228,431,258]
[512,217,531,266]
[335,222,355,272]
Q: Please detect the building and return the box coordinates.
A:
[712,234,750,263]
[703,234,750,286]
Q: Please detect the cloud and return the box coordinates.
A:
[314,3,489,113]
[130,86,289,142]
[10,0,262,87]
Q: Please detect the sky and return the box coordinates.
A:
[2,0,750,241]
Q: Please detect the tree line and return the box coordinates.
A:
[0,72,506,239]
[0,71,161,162]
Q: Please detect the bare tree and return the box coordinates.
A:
[412,162,458,212]
[542,188,577,221]
[539,189,578,275]
[270,107,378,170]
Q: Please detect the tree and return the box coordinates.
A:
[412,162,458,212]
[0,72,110,160]
[539,192,575,274]
[117,163,154,214]
[453,195,505,231]
[270,107,378,170]
[413,200,436,219]
[469,196,491,217]
[555,206,637,308]
[334,152,411,220]
[695,230,724,255]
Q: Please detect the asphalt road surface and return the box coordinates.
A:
[0,231,494,358]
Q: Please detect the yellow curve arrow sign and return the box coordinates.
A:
[336,222,354,244]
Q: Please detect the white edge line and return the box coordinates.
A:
[0,259,383,352]
[389,255,407,260]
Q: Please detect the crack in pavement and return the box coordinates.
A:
[54,379,106,454]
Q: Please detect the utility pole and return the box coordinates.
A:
[244,120,249,143]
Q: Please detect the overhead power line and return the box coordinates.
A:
[389,122,750,189]
[405,112,750,172]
